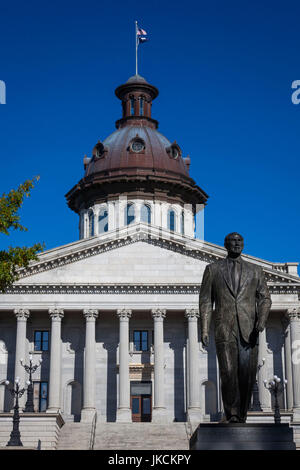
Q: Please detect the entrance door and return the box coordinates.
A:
[131,394,152,422]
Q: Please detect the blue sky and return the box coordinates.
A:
[1,0,300,271]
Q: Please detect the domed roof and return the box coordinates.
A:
[66,75,208,212]
[126,74,148,84]
[84,125,190,180]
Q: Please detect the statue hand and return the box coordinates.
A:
[202,333,209,347]
[255,323,265,333]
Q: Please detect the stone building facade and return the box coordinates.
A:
[1,75,300,427]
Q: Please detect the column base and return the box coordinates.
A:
[292,408,300,422]
[116,408,132,423]
[81,408,97,423]
[187,408,203,424]
[46,407,60,414]
[151,407,168,423]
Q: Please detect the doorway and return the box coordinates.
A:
[130,381,152,422]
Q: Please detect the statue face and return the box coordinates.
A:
[224,233,244,256]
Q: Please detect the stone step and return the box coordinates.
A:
[56,422,190,450]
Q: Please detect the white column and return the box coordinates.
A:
[258,328,272,411]
[81,309,98,422]
[14,309,30,409]
[282,314,293,410]
[288,307,300,420]
[151,308,166,422]
[94,206,100,236]
[185,309,202,422]
[47,308,64,413]
[108,201,115,231]
[116,309,132,422]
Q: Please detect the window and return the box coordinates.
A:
[131,138,145,153]
[133,331,149,351]
[88,210,94,237]
[33,382,48,412]
[167,209,176,232]
[140,204,151,224]
[130,97,135,116]
[139,97,144,116]
[125,203,135,225]
[98,207,108,233]
[34,331,49,351]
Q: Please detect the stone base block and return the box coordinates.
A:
[187,408,203,425]
[190,423,296,450]
[0,413,64,450]
[80,408,96,423]
[152,407,170,423]
[116,408,132,423]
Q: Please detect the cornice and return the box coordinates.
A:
[4,283,300,296]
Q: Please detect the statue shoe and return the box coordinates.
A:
[228,415,240,423]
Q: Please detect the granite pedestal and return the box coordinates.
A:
[190,423,296,450]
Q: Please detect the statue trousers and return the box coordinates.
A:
[216,314,258,422]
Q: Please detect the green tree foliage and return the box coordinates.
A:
[0,177,44,292]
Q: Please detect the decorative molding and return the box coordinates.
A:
[286,307,300,321]
[185,308,199,319]
[151,308,166,319]
[83,309,99,320]
[49,308,64,320]
[4,282,300,296]
[14,308,30,320]
[117,308,132,319]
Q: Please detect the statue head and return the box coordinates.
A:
[224,232,244,258]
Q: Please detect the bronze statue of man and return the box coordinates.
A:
[199,233,271,423]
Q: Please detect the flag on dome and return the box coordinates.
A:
[137,25,148,44]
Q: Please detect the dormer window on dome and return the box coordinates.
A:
[128,137,145,153]
[93,141,106,159]
[166,142,181,159]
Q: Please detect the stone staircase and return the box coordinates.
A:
[56,422,92,450]
[57,422,190,450]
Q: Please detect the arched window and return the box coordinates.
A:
[180,211,184,235]
[98,207,108,233]
[125,203,135,226]
[88,210,94,237]
[140,204,151,224]
[167,209,176,232]
[139,96,144,116]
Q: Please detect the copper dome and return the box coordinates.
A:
[66,75,208,212]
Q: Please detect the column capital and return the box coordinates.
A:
[151,308,166,319]
[49,308,64,320]
[83,309,99,320]
[286,307,300,321]
[185,309,199,319]
[14,309,30,320]
[117,309,132,319]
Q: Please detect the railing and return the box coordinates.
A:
[89,412,97,450]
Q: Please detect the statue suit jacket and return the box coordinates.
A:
[199,257,272,344]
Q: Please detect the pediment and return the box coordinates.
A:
[8,224,300,295]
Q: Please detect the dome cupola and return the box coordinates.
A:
[65,75,208,239]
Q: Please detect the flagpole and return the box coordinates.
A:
[135,20,138,75]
